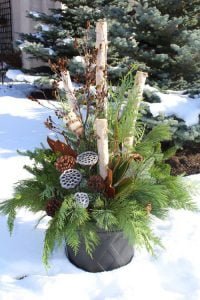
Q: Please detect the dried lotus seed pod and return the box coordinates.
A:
[60,169,82,189]
[76,151,98,166]
[74,192,89,208]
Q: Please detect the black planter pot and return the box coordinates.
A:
[66,230,134,272]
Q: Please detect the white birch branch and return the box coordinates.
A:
[61,70,84,137]
[61,70,79,114]
[95,20,108,115]
[95,118,109,179]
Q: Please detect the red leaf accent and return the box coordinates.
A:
[105,186,116,199]
[105,168,113,187]
[47,137,77,158]
[104,168,115,198]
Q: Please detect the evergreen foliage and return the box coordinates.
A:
[20,0,200,88]
[141,105,200,148]
[133,0,200,89]
[108,68,145,152]
[20,0,134,81]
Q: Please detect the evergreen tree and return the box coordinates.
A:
[20,0,200,88]
[20,0,135,81]
[132,0,200,88]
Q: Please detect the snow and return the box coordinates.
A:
[53,14,63,19]
[31,32,44,41]
[56,38,73,46]
[0,82,200,300]
[146,87,200,126]
[38,24,50,32]
[45,48,55,56]
[6,70,41,84]
[6,69,25,81]
[63,37,73,44]
[73,56,86,65]
[29,11,41,18]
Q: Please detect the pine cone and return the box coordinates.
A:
[88,175,105,192]
[55,155,76,172]
[45,198,62,217]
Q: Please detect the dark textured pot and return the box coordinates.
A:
[66,230,134,272]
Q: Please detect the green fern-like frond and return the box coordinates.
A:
[108,68,144,153]
[143,124,172,144]
[109,198,162,254]
[161,176,198,211]
[14,179,47,211]
[128,179,169,219]
[0,200,17,234]
[0,178,46,234]
[150,163,171,180]
[163,146,178,160]
[7,207,16,234]
[135,125,172,157]
[42,217,60,267]
[130,157,155,180]
[18,148,58,164]
[91,209,118,230]
[64,226,80,255]
[79,223,100,258]
[42,196,92,266]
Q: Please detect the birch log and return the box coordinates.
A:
[124,71,148,151]
[61,70,84,137]
[95,118,109,179]
[96,20,108,116]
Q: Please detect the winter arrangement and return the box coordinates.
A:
[0,21,197,272]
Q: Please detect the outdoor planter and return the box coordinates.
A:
[66,229,134,272]
[0,20,196,272]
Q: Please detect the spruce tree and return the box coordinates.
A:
[20,0,200,88]
[20,0,135,81]
[132,0,200,88]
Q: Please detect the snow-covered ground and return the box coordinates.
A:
[0,81,200,300]
[149,92,200,127]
